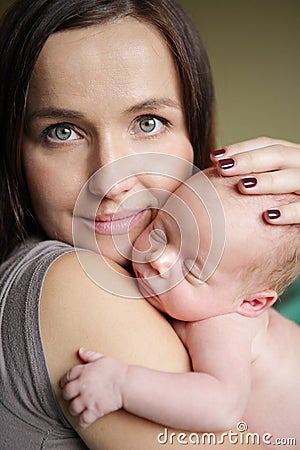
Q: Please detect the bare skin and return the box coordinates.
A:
[59,172,300,448]
[60,309,300,449]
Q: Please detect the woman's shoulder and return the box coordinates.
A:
[41,251,262,450]
[40,250,194,444]
[40,249,190,371]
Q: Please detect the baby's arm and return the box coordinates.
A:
[61,314,255,431]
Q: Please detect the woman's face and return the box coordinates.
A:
[22,18,193,265]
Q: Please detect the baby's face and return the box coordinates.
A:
[133,172,246,321]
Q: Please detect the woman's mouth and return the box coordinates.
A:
[84,209,150,235]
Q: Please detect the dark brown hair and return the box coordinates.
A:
[0,0,216,262]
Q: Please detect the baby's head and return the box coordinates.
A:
[206,168,300,298]
[133,167,300,321]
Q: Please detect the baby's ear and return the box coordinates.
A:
[237,290,277,318]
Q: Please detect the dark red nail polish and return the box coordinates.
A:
[241,177,257,188]
[211,149,226,158]
[218,158,235,170]
[267,209,281,220]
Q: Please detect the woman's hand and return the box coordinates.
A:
[210,137,300,225]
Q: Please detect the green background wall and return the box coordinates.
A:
[178,0,300,147]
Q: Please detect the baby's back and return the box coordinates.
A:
[244,308,300,448]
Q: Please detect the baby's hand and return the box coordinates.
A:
[60,348,128,430]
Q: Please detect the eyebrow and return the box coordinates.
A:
[27,108,85,122]
[122,98,181,115]
[26,98,181,123]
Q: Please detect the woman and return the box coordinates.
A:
[0,0,299,448]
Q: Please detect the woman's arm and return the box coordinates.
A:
[211,137,300,224]
[40,251,261,449]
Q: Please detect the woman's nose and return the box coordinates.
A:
[90,174,137,200]
[88,139,136,199]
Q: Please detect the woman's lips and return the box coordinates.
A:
[84,209,149,235]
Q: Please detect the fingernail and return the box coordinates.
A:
[266,209,281,220]
[218,158,235,170]
[241,177,257,188]
[211,148,226,158]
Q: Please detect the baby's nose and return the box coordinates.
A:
[148,246,178,278]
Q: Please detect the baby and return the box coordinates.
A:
[60,168,300,443]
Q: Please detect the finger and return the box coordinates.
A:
[69,396,86,417]
[59,365,84,388]
[78,409,101,430]
[237,169,300,195]
[210,136,300,161]
[78,348,104,363]
[263,202,300,225]
[62,379,83,401]
[214,145,300,176]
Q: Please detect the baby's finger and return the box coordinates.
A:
[263,202,300,225]
[78,347,104,363]
[214,145,300,176]
[69,396,86,417]
[62,379,81,401]
[237,169,300,195]
[59,365,83,389]
[78,409,100,430]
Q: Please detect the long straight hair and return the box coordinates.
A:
[0,0,216,262]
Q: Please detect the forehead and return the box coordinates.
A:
[27,18,181,111]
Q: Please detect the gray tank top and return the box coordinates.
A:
[0,239,89,449]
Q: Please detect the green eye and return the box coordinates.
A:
[41,123,82,144]
[131,115,169,137]
[139,118,156,133]
[55,126,73,140]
